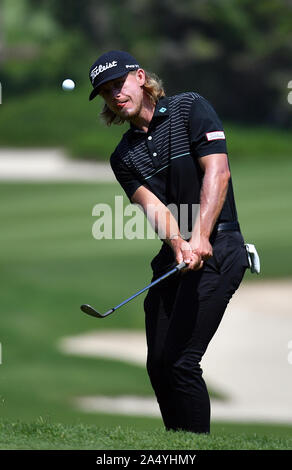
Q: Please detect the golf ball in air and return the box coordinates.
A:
[62,79,75,91]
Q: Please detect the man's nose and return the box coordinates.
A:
[112,86,122,99]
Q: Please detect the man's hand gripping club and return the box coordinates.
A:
[168,236,203,272]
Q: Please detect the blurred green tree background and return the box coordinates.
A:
[1,0,291,126]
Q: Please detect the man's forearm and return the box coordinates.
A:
[200,171,230,237]
[131,185,202,269]
[191,167,230,245]
[146,203,181,244]
[131,185,182,243]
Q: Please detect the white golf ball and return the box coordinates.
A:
[62,79,75,91]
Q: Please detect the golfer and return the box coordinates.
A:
[89,50,249,433]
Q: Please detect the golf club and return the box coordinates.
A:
[80,261,186,319]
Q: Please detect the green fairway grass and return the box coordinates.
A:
[231,158,292,279]
[0,157,291,448]
[0,419,292,450]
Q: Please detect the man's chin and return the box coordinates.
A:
[117,108,137,121]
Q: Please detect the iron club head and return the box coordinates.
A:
[80,304,114,319]
[80,262,186,321]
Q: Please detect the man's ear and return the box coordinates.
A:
[136,68,146,87]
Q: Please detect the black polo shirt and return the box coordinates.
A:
[110,92,238,232]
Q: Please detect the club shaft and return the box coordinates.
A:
[112,261,186,312]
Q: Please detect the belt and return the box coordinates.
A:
[216,221,240,232]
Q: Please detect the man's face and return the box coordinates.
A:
[99,70,145,120]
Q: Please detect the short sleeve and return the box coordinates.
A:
[188,97,228,158]
[110,151,142,201]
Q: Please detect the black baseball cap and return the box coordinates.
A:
[89,50,140,101]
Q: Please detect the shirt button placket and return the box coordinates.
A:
[146,135,160,168]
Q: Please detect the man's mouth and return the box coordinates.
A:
[116,100,128,109]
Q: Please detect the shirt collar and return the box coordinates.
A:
[130,97,169,134]
[153,96,170,118]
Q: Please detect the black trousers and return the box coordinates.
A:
[144,231,249,433]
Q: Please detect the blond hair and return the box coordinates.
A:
[100,70,166,126]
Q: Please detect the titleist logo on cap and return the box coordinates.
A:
[89,51,140,100]
[90,61,118,83]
